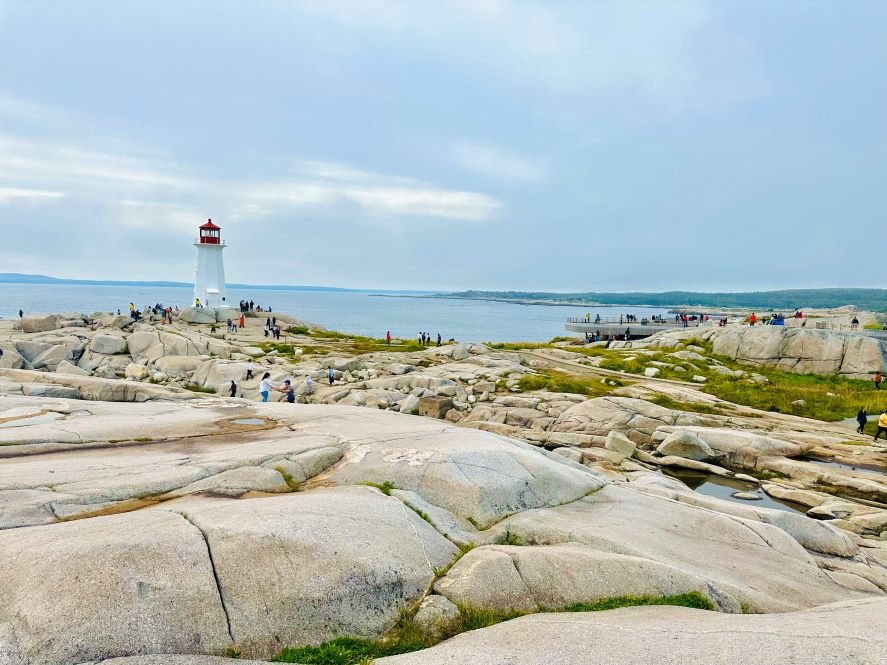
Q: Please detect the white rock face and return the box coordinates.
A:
[435,543,740,613]
[20,314,60,333]
[605,431,636,457]
[376,598,887,665]
[493,484,861,613]
[89,333,128,355]
[0,510,232,664]
[657,429,716,461]
[708,327,887,378]
[163,487,457,658]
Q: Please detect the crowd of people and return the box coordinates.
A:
[417,331,441,347]
[239,299,271,313]
[128,302,175,324]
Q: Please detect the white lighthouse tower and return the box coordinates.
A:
[193,219,228,308]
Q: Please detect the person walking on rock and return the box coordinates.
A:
[259,373,272,403]
[239,314,245,329]
[437,333,441,347]
[305,375,313,396]
[874,411,887,442]
[328,366,334,386]
[749,312,757,326]
[875,372,882,391]
[246,360,254,380]
[229,380,238,398]
[856,407,868,434]
[386,331,391,345]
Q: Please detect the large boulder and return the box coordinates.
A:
[178,307,217,325]
[88,333,128,355]
[20,314,59,333]
[434,543,740,614]
[492,484,863,613]
[657,429,716,461]
[0,510,232,664]
[154,355,207,376]
[158,487,457,658]
[319,424,605,528]
[30,345,74,371]
[376,598,887,665]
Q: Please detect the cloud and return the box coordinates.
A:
[450,141,544,181]
[0,130,502,224]
[0,186,64,203]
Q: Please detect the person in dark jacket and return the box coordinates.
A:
[229,380,238,398]
[857,407,868,434]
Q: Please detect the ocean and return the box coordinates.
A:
[0,283,670,343]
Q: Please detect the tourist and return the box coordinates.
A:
[386,331,391,345]
[305,375,313,396]
[851,316,860,330]
[437,333,442,347]
[328,366,334,386]
[18,309,23,318]
[239,314,245,329]
[259,373,272,402]
[875,372,883,391]
[874,411,887,442]
[246,360,254,380]
[749,312,757,326]
[856,407,868,434]
[229,380,238,398]
[277,379,295,404]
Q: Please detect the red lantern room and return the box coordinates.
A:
[199,219,221,245]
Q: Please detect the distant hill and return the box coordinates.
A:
[443,289,887,311]
[0,273,438,295]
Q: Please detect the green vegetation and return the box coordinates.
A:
[497,529,525,546]
[271,592,715,664]
[517,371,624,397]
[275,467,300,491]
[702,369,887,422]
[366,480,395,496]
[648,394,724,415]
[433,542,476,580]
[184,383,216,394]
[561,592,714,613]
[864,323,883,330]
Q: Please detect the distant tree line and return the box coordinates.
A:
[443,288,887,311]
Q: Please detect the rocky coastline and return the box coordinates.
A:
[1,308,886,664]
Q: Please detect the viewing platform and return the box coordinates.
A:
[565,317,701,340]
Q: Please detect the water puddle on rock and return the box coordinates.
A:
[660,468,807,514]
[231,418,266,426]
[0,412,65,429]
[805,457,886,476]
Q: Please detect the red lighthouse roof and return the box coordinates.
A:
[200,218,220,230]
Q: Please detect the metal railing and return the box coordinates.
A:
[565,317,692,326]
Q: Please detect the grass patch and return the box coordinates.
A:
[648,394,723,415]
[184,383,216,394]
[487,341,554,351]
[366,480,395,496]
[497,529,525,546]
[561,591,714,613]
[517,371,623,397]
[271,592,715,664]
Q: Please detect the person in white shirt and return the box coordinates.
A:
[259,373,273,402]
[305,375,313,396]
[246,361,254,380]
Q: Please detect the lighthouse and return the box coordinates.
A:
[193,219,227,308]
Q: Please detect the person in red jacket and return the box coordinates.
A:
[749,313,757,326]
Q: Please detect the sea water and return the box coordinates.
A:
[0,283,670,344]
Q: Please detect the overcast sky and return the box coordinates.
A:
[0,1,885,292]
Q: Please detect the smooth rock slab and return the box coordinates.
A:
[171,486,458,659]
[0,510,232,665]
[492,484,866,613]
[376,598,887,665]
